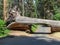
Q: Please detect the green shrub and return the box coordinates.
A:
[53,13,60,20]
[31,24,38,32]
[0,19,10,38]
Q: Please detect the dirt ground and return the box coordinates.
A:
[47,32,60,40]
[8,30,32,37]
[8,30,60,39]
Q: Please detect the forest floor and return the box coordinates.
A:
[0,30,60,45]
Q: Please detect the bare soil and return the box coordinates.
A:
[8,30,60,40]
[8,30,32,37]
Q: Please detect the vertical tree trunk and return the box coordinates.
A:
[3,0,8,21]
[22,0,24,16]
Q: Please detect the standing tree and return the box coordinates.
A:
[0,0,3,19]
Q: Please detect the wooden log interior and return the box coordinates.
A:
[7,22,30,30]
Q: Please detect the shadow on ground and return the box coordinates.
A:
[0,35,60,45]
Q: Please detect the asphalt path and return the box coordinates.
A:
[0,34,60,45]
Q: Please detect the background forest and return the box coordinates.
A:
[0,0,60,20]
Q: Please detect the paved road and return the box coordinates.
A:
[0,34,60,45]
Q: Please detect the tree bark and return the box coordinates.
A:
[15,16,60,27]
[3,0,8,21]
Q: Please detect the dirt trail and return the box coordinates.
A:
[8,30,32,37]
[9,30,60,39]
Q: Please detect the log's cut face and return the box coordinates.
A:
[7,22,30,30]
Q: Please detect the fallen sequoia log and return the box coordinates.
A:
[7,16,60,32]
[14,16,60,27]
[7,16,60,28]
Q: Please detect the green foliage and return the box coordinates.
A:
[53,1,60,20]
[31,24,38,32]
[0,20,5,27]
[53,13,60,20]
[0,19,10,38]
